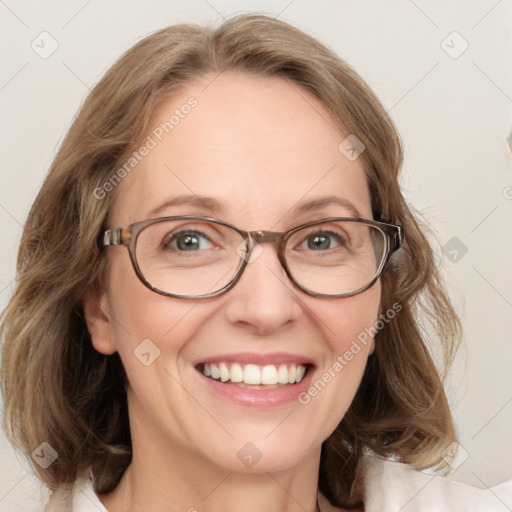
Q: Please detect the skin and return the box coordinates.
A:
[83,72,379,512]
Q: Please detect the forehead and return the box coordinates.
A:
[110,72,371,228]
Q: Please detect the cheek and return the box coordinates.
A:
[299,285,380,424]
[105,253,209,372]
[320,284,381,354]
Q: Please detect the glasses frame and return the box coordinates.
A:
[98,215,404,300]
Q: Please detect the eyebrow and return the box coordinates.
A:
[148,195,222,217]
[292,196,362,218]
[148,194,362,219]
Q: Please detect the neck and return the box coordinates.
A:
[99,407,322,512]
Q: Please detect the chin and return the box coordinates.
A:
[197,427,321,475]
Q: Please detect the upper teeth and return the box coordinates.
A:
[202,363,307,385]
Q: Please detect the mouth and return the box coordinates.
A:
[196,362,313,389]
[193,353,316,407]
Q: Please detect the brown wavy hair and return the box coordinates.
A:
[1,14,460,508]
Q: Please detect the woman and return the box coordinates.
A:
[1,14,509,512]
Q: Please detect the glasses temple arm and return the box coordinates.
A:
[99,228,123,248]
[390,226,404,252]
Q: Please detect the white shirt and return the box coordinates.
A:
[44,456,512,512]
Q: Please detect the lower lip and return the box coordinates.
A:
[197,368,315,408]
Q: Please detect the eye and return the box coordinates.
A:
[163,229,216,251]
[298,230,348,251]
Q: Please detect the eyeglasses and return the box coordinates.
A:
[98,216,403,299]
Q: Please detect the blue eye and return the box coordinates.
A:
[165,230,214,251]
[300,230,348,251]
[308,233,331,250]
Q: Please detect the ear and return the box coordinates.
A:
[82,285,117,355]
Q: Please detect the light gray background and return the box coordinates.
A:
[1,1,511,509]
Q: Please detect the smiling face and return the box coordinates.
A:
[84,72,381,475]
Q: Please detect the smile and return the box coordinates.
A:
[194,353,315,407]
[200,362,308,386]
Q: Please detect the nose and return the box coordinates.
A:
[222,242,302,336]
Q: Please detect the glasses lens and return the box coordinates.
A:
[135,219,246,297]
[284,220,386,296]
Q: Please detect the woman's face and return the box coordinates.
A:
[86,72,380,473]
